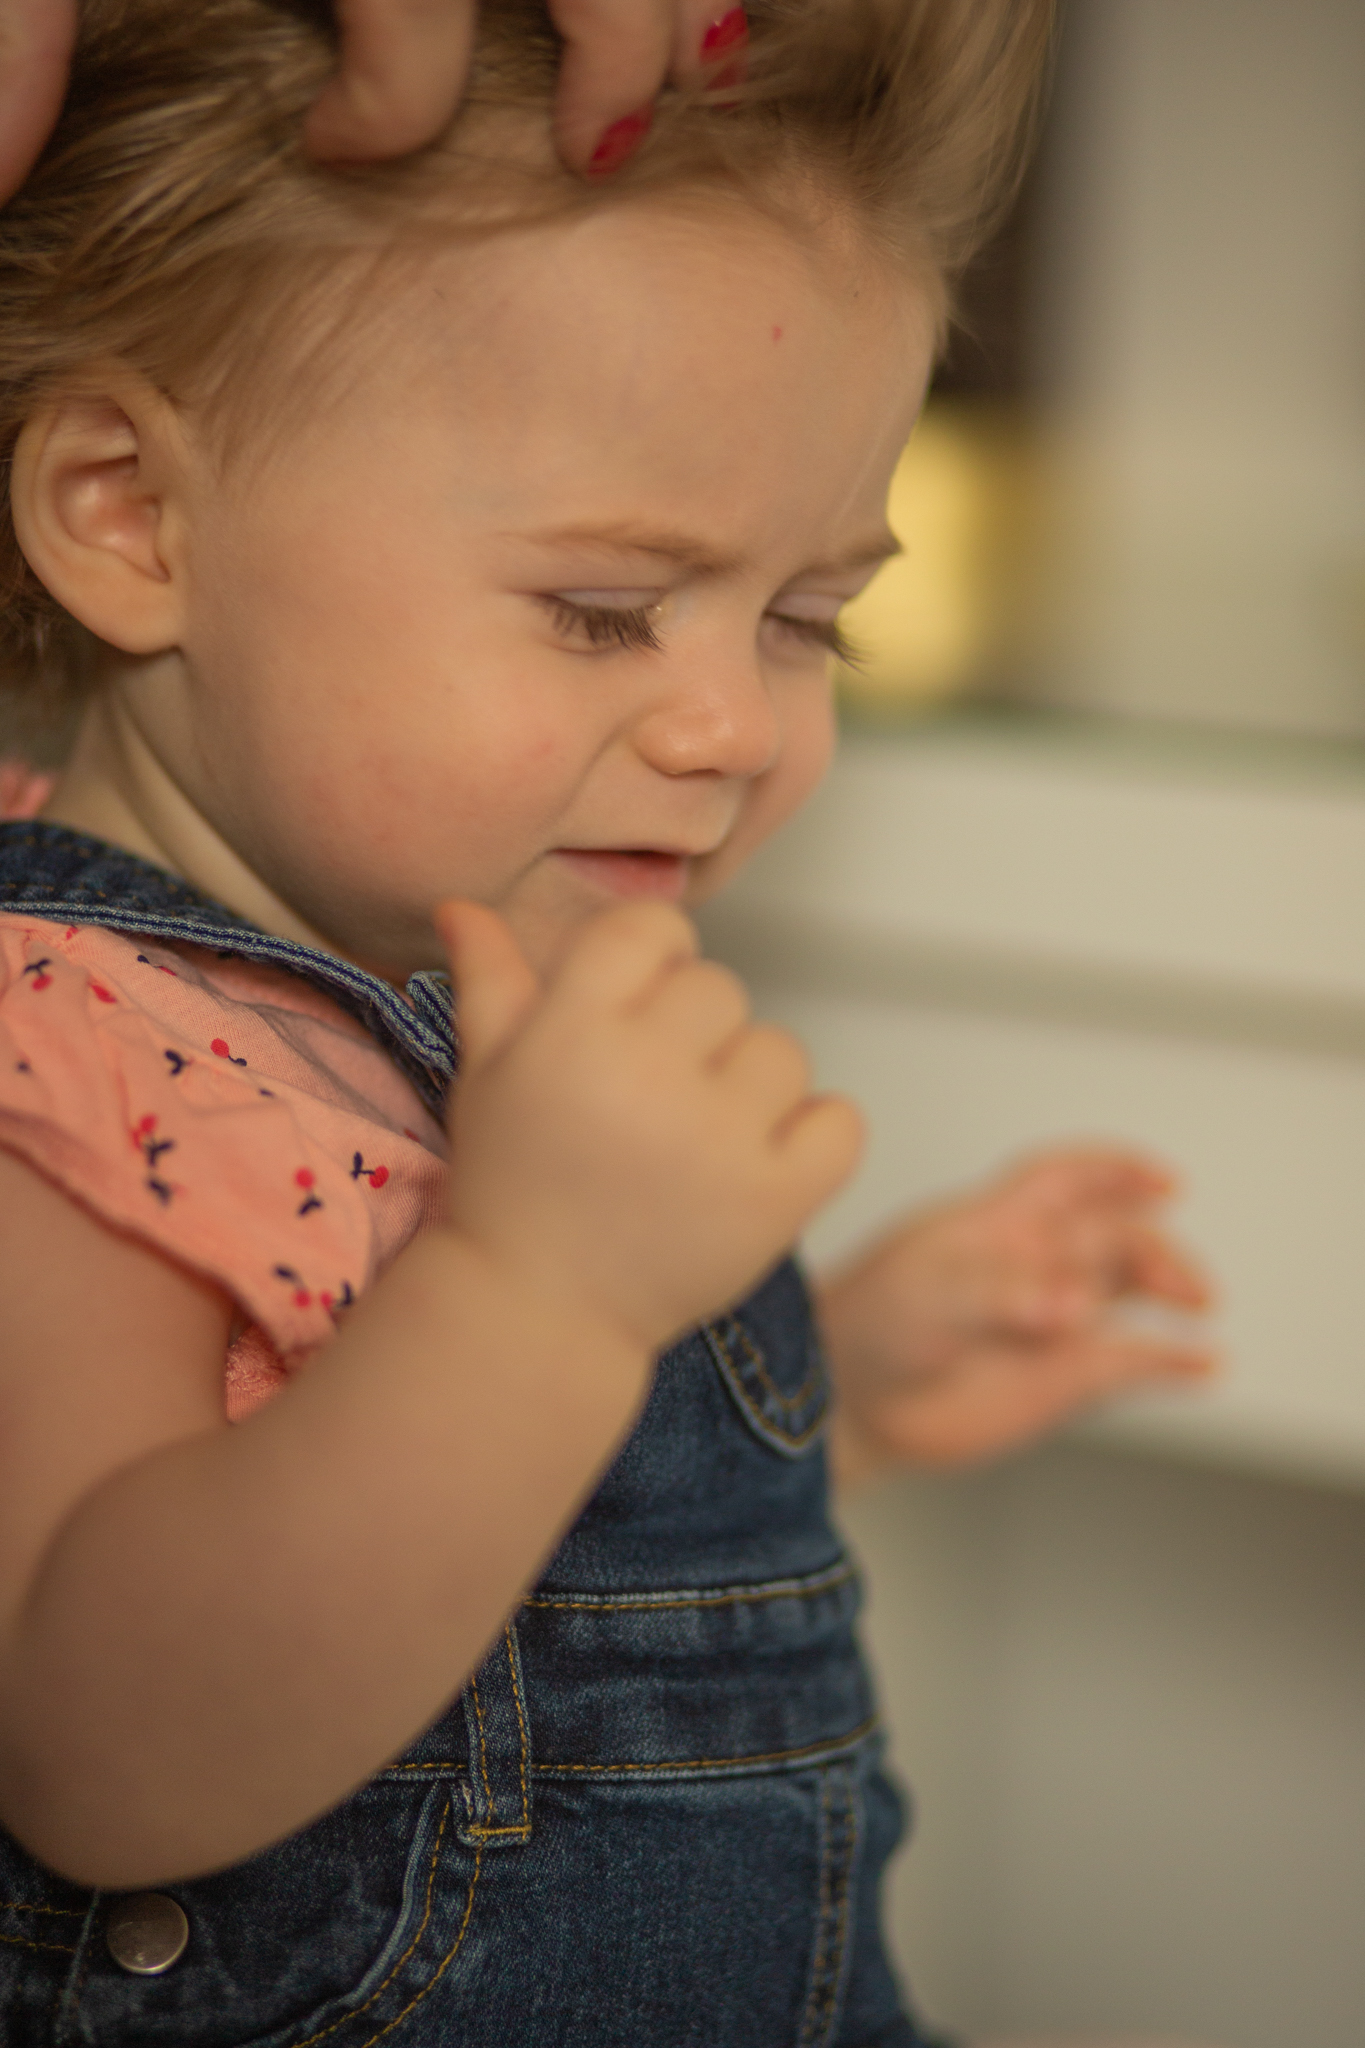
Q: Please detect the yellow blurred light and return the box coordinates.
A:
[837,401,1033,715]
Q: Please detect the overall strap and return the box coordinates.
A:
[0,821,457,1113]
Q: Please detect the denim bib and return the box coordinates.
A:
[0,823,934,2048]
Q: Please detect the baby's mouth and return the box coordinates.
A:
[554,847,692,901]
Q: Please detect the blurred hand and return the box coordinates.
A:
[439,899,863,1354]
[305,0,730,172]
[817,1148,1216,1481]
[0,0,740,204]
[0,0,75,203]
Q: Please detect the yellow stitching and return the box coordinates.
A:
[532,1716,877,1776]
[798,1771,836,2048]
[504,1625,530,1829]
[386,1761,462,1773]
[351,1844,481,2048]
[292,1795,452,2048]
[709,1316,824,1420]
[470,1679,497,1826]
[0,1928,78,1953]
[0,1900,86,1916]
[820,1774,857,2032]
[462,1824,530,1840]
[809,1770,858,2040]
[523,1565,853,1613]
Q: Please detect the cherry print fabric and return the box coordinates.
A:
[0,914,447,1419]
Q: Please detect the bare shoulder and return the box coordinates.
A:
[0,1145,231,1632]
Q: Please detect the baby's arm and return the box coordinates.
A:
[0,901,861,1889]
[818,1149,1214,1481]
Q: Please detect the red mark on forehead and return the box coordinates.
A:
[771,325,784,342]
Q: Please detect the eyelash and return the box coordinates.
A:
[544,597,861,666]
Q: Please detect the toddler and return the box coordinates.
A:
[0,3,1209,2042]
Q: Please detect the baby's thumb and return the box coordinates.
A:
[434,899,540,1072]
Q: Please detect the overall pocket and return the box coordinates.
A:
[703,1256,831,1456]
[57,1775,478,2048]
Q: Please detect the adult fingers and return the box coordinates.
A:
[548,0,676,172]
[0,0,75,202]
[305,0,479,163]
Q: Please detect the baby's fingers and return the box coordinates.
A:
[436,899,540,1075]
[774,1092,866,1214]
[554,900,698,1011]
[1124,1224,1213,1310]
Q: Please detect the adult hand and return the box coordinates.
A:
[818,1148,1216,1482]
[0,1,741,206]
[0,0,75,204]
[305,0,731,173]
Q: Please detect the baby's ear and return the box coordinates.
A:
[9,365,190,655]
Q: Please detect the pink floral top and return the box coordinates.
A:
[0,914,447,1419]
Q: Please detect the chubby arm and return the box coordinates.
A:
[0,901,860,1888]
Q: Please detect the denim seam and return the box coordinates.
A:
[467,1674,496,1824]
[290,1794,465,2048]
[506,1625,531,1831]
[803,1770,836,2046]
[460,1628,531,1842]
[704,1318,827,1450]
[710,1315,824,1416]
[0,1900,85,1915]
[54,1891,101,2047]
[0,1928,78,1954]
[347,1844,482,2048]
[797,1762,859,2048]
[522,1562,854,1614]
[530,1714,877,1776]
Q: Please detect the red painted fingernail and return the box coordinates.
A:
[701,7,748,90]
[588,106,652,177]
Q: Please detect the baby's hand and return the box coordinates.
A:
[817,1148,1215,1480]
[437,900,864,1355]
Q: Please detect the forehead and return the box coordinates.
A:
[250,191,941,581]
[336,193,936,553]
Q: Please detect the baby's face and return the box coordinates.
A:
[166,193,934,979]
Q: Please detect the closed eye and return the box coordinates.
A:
[543,597,663,652]
[541,593,864,667]
[766,612,863,667]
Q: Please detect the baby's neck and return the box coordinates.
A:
[43,671,336,956]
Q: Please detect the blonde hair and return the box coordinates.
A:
[0,0,1054,726]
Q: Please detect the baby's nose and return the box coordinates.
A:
[632,660,780,780]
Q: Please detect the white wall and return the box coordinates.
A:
[1024,0,1365,737]
[841,1447,1365,2048]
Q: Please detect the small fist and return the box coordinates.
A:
[438,899,863,1353]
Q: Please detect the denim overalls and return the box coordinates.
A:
[0,824,939,2048]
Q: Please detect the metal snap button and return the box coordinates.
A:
[104,1891,189,1975]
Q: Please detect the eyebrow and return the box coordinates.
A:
[509,520,903,579]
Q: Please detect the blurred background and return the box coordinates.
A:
[702,2,1365,2042]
